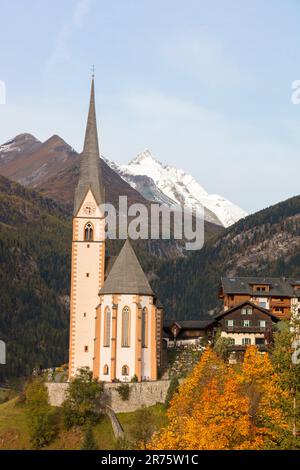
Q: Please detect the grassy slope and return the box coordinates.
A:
[0,398,165,450]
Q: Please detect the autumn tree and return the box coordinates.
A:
[149,347,292,450]
[237,346,290,449]
[271,312,300,448]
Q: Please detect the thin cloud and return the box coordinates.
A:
[45,0,92,75]
[161,30,254,89]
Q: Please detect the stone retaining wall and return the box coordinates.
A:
[105,406,124,439]
[46,380,170,413]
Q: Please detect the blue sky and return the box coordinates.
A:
[0,0,300,213]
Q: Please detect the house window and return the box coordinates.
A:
[243,320,251,327]
[141,307,148,348]
[84,345,88,352]
[259,320,266,329]
[121,306,130,347]
[242,338,251,345]
[83,312,86,317]
[242,307,253,315]
[255,286,267,292]
[122,365,129,376]
[84,222,94,241]
[103,364,109,375]
[103,307,111,347]
[226,319,235,328]
[228,338,235,345]
[255,338,265,346]
[259,301,267,308]
[86,273,89,277]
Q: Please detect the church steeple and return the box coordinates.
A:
[74,77,104,215]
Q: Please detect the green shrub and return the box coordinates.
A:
[62,367,104,429]
[25,377,58,448]
[117,383,131,401]
[81,425,98,450]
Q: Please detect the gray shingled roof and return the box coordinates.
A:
[164,319,215,330]
[74,78,104,215]
[99,240,154,295]
[214,300,280,321]
[221,276,300,297]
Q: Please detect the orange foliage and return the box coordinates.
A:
[148,347,290,450]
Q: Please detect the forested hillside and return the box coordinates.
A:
[0,176,165,381]
[1,172,300,381]
[153,195,300,319]
[0,176,71,381]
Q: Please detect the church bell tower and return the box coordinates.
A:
[68,78,105,378]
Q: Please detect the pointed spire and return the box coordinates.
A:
[100,240,154,295]
[74,77,104,215]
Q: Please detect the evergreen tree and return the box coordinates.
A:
[81,426,98,450]
[62,367,104,429]
[25,377,57,448]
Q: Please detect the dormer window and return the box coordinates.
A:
[84,222,94,241]
[253,285,269,293]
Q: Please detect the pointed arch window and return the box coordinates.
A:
[121,306,131,347]
[84,222,94,241]
[122,365,129,376]
[142,307,148,348]
[103,364,109,375]
[103,307,111,347]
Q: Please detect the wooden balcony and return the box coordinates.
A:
[227,344,268,352]
[225,326,267,333]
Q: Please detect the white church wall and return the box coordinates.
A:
[116,294,136,381]
[140,296,152,380]
[70,190,105,377]
[99,297,113,382]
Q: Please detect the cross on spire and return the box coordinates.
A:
[91,64,95,79]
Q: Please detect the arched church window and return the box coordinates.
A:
[103,307,111,347]
[142,307,148,348]
[122,365,129,376]
[121,306,130,347]
[103,364,109,375]
[84,222,94,241]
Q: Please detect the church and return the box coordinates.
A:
[68,78,163,382]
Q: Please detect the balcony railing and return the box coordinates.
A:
[227,344,268,351]
[225,326,267,333]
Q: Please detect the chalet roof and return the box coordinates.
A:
[164,319,215,330]
[220,276,300,297]
[99,239,154,296]
[214,300,280,321]
[74,78,104,215]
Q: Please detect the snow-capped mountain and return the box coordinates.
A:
[105,150,248,227]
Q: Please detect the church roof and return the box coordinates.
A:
[99,239,154,296]
[74,78,104,215]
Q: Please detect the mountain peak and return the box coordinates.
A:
[44,134,69,147]
[109,151,248,228]
[129,149,158,165]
